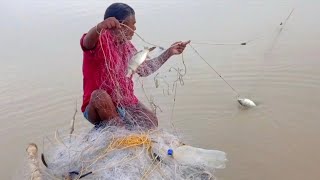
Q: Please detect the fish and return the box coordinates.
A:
[237,98,256,107]
[126,46,156,77]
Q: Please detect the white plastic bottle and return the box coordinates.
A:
[171,145,227,169]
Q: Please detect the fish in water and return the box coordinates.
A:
[126,46,156,77]
[237,98,256,107]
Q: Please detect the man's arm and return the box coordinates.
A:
[136,41,190,77]
[136,50,172,77]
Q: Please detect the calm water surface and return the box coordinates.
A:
[1,0,320,179]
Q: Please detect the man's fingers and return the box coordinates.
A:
[181,40,191,46]
[170,40,190,55]
[112,20,121,28]
[172,41,182,47]
[174,40,190,48]
[111,21,116,27]
[116,21,121,28]
[101,17,121,29]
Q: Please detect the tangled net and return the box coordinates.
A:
[39,125,226,180]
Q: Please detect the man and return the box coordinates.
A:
[80,3,190,129]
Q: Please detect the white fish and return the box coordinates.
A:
[126,46,156,77]
[237,98,256,107]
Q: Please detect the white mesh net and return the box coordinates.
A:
[40,125,226,180]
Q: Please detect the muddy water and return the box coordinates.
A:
[1,0,320,179]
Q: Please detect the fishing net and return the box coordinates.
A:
[39,125,226,180]
[25,26,227,180]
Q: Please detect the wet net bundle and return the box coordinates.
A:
[40,125,226,180]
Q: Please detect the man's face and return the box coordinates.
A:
[121,15,136,40]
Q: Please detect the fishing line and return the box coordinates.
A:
[280,8,295,28]
[188,43,241,97]
[267,8,295,53]
[190,42,247,46]
[120,23,164,49]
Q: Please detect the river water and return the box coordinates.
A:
[1,0,320,179]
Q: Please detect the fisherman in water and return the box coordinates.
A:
[80,3,190,129]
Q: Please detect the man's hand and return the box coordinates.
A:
[83,17,121,50]
[168,40,191,56]
[97,17,121,33]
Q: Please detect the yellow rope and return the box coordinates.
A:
[85,133,152,170]
[110,134,152,149]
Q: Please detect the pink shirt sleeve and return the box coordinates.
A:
[80,33,97,54]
